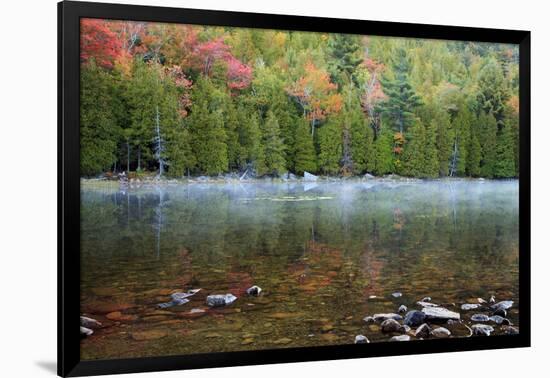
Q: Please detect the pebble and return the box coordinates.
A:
[398,305,408,313]
[381,318,402,333]
[355,335,370,344]
[471,314,490,322]
[404,310,426,327]
[392,292,403,298]
[502,325,519,335]
[461,304,481,311]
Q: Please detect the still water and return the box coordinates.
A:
[80,179,519,360]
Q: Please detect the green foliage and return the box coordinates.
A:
[317,117,342,175]
[377,47,423,134]
[79,23,519,179]
[294,118,317,174]
[80,62,121,176]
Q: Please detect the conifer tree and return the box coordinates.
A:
[478,111,498,178]
[376,48,423,135]
[261,111,287,176]
[371,130,394,175]
[294,118,317,174]
[317,116,342,175]
[494,121,516,178]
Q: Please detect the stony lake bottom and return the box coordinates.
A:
[80,179,519,360]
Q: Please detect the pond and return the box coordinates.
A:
[80,179,519,360]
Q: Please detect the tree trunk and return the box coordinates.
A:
[126,140,130,173]
[137,146,141,171]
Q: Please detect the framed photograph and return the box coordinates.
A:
[58,0,531,376]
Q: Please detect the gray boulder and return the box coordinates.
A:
[415,323,431,338]
[381,318,402,333]
[461,303,481,311]
[491,300,513,311]
[372,313,403,322]
[502,326,519,335]
[246,285,262,296]
[489,315,510,325]
[355,335,370,344]
[80,326,94,337]
[398,305,408,313]
[206,293,237,307]
[303,172,318,181]
[471,314,490,322]
[80,316,102,329]
[390,335,410,342]
[431,327,451,338]
[472,324,494,336]
[422,306,460,321]
[404,310,426,327]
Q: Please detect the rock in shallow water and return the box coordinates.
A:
[381,319,402,333]
[404,310,426,327]
[80,326,93,337]
[417,301,438,308]
[431,327,451,338]
[415,323,431,338]
[489,315,510,325]
[471,314,490,322]
[371,313,403,322]
[491,300,513,312]
[355,335,370,344]
[472,324,494,336]
[206,294,238,307]
[398,305,408,313]
[392,292,402,298]
[80,316,102,329]
[390,335,410,342]
[493,308,507,317]
[461,303,481,311]
[502,325,519,335]
[246,285,262,296]
[422,307,460,321]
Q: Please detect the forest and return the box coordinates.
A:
[80,18,520,179]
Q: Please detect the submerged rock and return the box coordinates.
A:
[471,314,490,322]
[246,285,262,296]
[489,295,496,303]
[472,324,494,336]
[502,325,519,335]
[381,318,402,333]
[157,289,201,309]
[398,305,408,313]
[422,307,460,321]
[372,313,403,322]
[404,310,426,327]
[421,297,432,302]
[80,326,93,337]
[431,327,451,338]
[478,298,487,304]
[461,303,481,311]
[355,335,370,344]
[206,293,238,307]
[390,335,410,342]
[363,316,375,323]
[80,316,102,329]
[392,292,402,298]
[493,308,507,317]
[303,172,318,181]
[417,301,438,308]
[489,315,510,325]
[415,323,431,338]
[490,301,513,312]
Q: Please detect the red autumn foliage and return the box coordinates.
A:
[165,65,193,117]
[80,19,123,69]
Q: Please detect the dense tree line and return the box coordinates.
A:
[80,19,520,178]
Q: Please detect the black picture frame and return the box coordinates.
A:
[58,1,531,376]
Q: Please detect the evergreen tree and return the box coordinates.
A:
[477,58,510,125]
[317,116,342,175]
[466,131,482,177]
[449,104,472,176]
[80,61,121,175]
[261,111,286,176]
[424,120,440,177]
[371,130,394,175]
[187,77,228,175]
[327,34,363,86]
[294,118,317,174]
[402,120,426,177]
[376,48,423,134]
[494,121,516,177]
[478,111,498,178]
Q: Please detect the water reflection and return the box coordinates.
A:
[80,180,519,359]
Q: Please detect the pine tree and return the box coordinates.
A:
[317,116,342,175]
[494,121,516,178]
[376,48,423,134]
[449,105,472,176]
[424,120,440,178]
[466,132,481,177]
[477,58,510,125]
[402,120,426,177]
[326,34,363,86]
[261,111,286,176]
[294,118,317,174]
[478,111,498,178]
[80,61,120,175]
[371,130,394,175]
[187,77,228,175]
